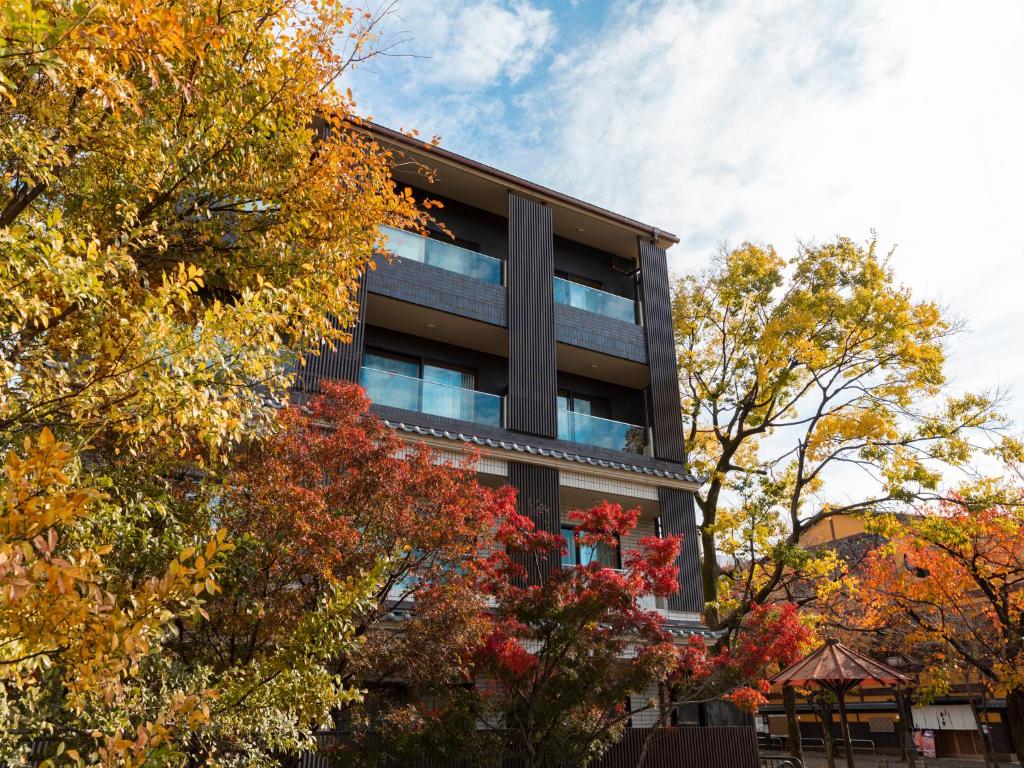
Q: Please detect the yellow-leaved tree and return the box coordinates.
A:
[672,237,1018,644]
[1,0,427,762]
[1,429,230,763]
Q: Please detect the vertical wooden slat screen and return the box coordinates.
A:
[507,192,557,438]
[302,726,759,768]
[508,461,560,583]
[294,277,368,392]
[637,238,686,464]
[658,487,704,613]
[590,727,760,768]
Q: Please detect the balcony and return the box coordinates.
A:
[553,276,637,324]
[380,225,503,285]
[359,366,503,427]
[557,409,648,454]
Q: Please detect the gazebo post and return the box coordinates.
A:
[835,681,856,768]
[770,638,910,768]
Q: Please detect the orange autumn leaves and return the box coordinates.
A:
[0,429,228,737]
[857,499,1024,693]
[1,0,431,461]
[2,0,430,759]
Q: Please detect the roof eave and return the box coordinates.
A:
[357,121,681,250]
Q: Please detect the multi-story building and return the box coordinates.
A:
[289,124,1012,768]
[299,123,705,639]
[293,123,765,768]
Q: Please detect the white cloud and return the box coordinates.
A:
[523,0,1024,406]
[351,0,1024,428]
[450,1,555,85]
[376,1,555,89]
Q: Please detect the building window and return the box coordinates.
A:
[555,269,604,291]
[364,350,475,389]
[557,389,611,419]
[560,525,621,569]
[671,702,702,726]
[362,349,487,422]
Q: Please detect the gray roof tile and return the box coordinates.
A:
[384,420,703,484]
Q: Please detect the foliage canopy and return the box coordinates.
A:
[0,0,429,760]
[673,236,1014,639]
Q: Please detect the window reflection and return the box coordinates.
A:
[560,525,620,569]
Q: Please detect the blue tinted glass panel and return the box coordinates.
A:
[381,227,426,263]
[359,365,419,411]
[561,526,577,567]
[553,276,636,323]
[381,226,502,285]
[364,351,418,378]
[557,409,647,454]
[359,366,502,427]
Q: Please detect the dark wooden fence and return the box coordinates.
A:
[593,727,759,768]
[299,726,759,768]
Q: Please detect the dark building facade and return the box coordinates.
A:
[298,123,708,716]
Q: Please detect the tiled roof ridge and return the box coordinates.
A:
[384,607,717,638]
[383,420,703,484]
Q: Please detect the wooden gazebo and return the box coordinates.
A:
[770,639,911,768]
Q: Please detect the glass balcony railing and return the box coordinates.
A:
[380,226,503,285]
[553,276,637,324]
[557,409,648,454]
[360,366,503,427]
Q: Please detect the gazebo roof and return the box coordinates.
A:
[770,639,911,689]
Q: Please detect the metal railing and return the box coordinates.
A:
[796,736,876,755]
[841,738,877,754]
[380,225,503,285]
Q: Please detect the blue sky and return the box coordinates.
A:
[348,0,1024,424]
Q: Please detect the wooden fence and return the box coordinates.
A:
[593,726,759,768]
[299,726,760,768]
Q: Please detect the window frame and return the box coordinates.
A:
[557,388,612,420]
[560,524,622,570]
[363,347,478,391]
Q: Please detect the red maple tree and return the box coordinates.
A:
[175,380,808,766]
[174,381,517,760]
[446,500,684,768]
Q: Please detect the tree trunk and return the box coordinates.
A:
[894,688,919,768]
[700,522,719,628]
[1006,686,1024,765]
[783,684,803,760]
[968,696,998,768]
[813,698,837,768]
[836,689,856,768]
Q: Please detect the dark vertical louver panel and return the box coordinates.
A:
[638,238,686,463]
[659,487,704,613]
[589,727,760,768]
[294,277,368,393]
[304,725,760,768]
[507,192,557,438]
[508,461,560,583]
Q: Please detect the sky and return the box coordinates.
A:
[348,0,1024,426]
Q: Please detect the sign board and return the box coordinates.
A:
[912,704,975,731]
[914,729,937,758]
[768,715,789,736]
